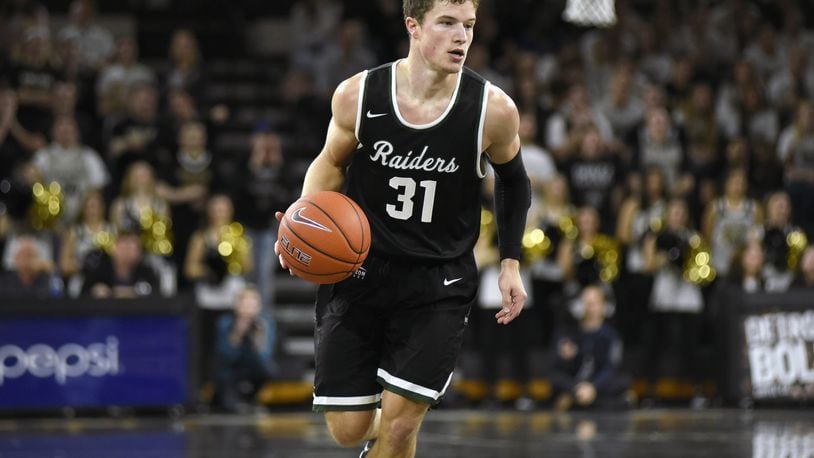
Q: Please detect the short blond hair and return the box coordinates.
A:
[403,0,479,23]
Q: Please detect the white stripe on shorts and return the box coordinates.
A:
[377,368,453,401]
[313,393,382,406]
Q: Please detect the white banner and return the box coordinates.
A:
[744,310,814,399]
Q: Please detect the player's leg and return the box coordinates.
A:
[366,391,429,458]
[367,255,477,456]
[324,409,379,447]
[312,281,385,447]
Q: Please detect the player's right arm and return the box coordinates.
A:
[300,72,365,196]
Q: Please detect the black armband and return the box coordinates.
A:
[492,149,531,261]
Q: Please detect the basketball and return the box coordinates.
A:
[278,191,371,284]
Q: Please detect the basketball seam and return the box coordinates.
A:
[336,193,369,267]
[281,217,358,265]
[288,263,352,277]
[302,197,366,255]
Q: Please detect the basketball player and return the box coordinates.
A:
[275,1,530,456]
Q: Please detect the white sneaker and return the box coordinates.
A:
[359,440,375,457]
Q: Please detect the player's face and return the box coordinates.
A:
[411,1,476,73]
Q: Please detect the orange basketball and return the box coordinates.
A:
[278,191,371,284]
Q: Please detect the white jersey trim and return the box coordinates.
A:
[390,60,463,130]
[355,70,369,141]
[476,81,492,178]
[377,368,451,401]
[313,393,381,406]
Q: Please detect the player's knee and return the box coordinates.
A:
[328,427,367,448]
[381,416,421,449]
[325,412,373,447]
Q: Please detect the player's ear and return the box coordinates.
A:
[405,16,419,39]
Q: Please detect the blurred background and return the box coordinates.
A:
[1,0,813,422]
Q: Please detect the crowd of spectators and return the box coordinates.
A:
[1,0,813,409]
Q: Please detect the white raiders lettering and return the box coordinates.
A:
[369,140,460,174]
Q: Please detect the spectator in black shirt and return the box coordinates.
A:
[107,84,165,197]
[81,229,159,298]
[0,235,58,298]
[162,29,206,106]
[562,126,625,232]
[157,120,214,273]
[234,126,293,311]
[8,26,61,136]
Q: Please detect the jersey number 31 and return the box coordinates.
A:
[386,177,437,223]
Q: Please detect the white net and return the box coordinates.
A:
[563,0,617,27]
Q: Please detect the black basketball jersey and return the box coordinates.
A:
[347,60,490,261]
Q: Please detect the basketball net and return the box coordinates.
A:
[563,0,617,28]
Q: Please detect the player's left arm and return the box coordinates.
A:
[482,85,531,325]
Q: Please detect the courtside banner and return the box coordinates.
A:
[743,308,814,400]
[718,288,814,404]
[0,315,188,409]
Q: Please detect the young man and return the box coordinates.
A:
[275,1,530,456]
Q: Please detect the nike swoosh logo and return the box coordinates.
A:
[366,110,388,118]
[291,208,332,232]
[443,277,462,286]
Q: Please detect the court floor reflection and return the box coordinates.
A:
[1,408,812,457]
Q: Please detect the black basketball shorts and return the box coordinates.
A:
[311,252,478,411]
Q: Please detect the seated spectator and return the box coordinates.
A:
[213,285,275,413]
[0,234,60,298]
[561,126,626,230]
[57,0,114,73]
[628,107,692,197]
[549,285,631,411]
[2,226,56,272]
[725,240,769,293]
[50,80,101,153]
[545,83,614,161]
[59,190,115,280]
[96,36,156,118]
[779,100,814,239]
[110,161,176,295]
[163,89,229,154]
[162,29,206,105]
[4,27,56,161]
[110,161,171,237]
[31,114,109,225]
[80,229,159,298]
[107,83,165,196]
[599,62,645,140]
[791,246,814,289]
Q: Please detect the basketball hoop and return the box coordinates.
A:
[563,0,617,28]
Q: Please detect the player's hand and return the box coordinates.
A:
[495,258,527,325]
[274,211,294,275]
